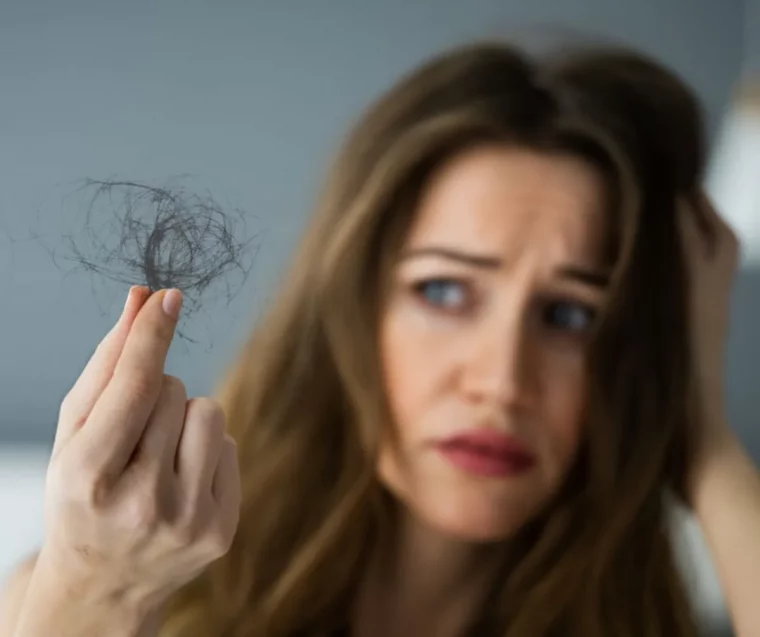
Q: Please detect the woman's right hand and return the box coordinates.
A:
[36,286,241,615]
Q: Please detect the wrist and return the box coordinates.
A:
[691,430,752,515]
[14,548,155,637]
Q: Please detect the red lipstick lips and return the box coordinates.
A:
[436,429,536,478]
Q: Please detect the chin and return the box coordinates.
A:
[410,488,544,544]
[378,456,553,544]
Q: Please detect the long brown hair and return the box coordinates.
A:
[160,39,708,637]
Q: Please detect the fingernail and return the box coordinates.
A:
[162,288,183,320]
[123,286,136,312]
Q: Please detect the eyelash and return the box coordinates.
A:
[411,277,598,333]
[412,278,471,312]
[542,298,597,334]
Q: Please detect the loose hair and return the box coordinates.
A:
[160,39,712,637]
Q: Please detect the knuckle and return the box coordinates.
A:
[161,374,188,403]
[173,499,207,546]
[204,524,234,558]
[123,373,158,403]
[205,500,239,559]
[188,397,226,432]
[123,489,160,532]
[128,444,162,476]
[60,456,109,508]
[58,391,82,426]
[172,517,200,547]
[74,455,100,489]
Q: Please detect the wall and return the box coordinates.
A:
[0,0,746,446]
[745,0,760,73]
[0,2,750,633]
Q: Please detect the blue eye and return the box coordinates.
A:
[415,279,467,309]
[544,301,596,332]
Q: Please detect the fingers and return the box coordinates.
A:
[77,289,183,477]
[133,375,188,476]
[55,286,151,455]
[680,193,739,263]
[176,398,227,498]
[212,435,241,541]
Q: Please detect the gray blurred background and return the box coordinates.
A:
[0,2,757,636]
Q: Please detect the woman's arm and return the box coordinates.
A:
[681,193,759,636]
[3,288,239,637]
[692,433,760,637]
[2,551,158,637]
[0,555,36,637]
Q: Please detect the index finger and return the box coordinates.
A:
[77,288,183,476]
[54,285,151,455]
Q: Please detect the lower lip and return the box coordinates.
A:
[437,445,536,478]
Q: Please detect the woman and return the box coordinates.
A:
[4,40,759,637]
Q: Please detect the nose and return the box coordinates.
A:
[459,311,534,410]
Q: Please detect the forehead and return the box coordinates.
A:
[406,145,610,265]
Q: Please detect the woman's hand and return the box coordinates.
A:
[680,191,741,484]
[681,192,760,637]
[15,287,241,636]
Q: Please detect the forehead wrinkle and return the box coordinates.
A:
[407,147,609,272]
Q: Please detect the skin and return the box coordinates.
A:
[355,146,610,637]
[680,192,760,637]
[1,148,759,637]
[3,288,241,637]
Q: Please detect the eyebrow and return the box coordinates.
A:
[400,246,610,288]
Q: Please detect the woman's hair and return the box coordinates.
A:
[160,39,714,637]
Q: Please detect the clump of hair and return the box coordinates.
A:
[51,177,257,344]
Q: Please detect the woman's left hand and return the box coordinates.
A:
[680,190,742,493]
[681,191,760,637]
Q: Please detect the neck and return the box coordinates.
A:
[353,505,502,637]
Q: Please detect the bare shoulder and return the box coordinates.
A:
[0,553,39,637]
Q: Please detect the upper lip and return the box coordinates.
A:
[436,428,535,461]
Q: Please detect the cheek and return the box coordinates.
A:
[376,303,590,542]
[377,302,454,520]
[379,300,450,435]
[539,352,588,472]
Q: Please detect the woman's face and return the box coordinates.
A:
[378,145,610,542]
